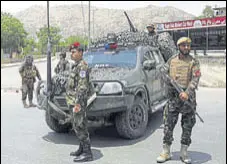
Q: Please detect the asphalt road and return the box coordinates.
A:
[1,60,226,164]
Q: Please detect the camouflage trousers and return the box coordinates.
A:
[71,105,90,145]
[163,97,196,146]
[21,83,34,101]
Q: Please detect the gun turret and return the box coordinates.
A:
[124,11,138,32]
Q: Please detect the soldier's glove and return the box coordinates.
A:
[179,92,189,101]
[73,104,81,113]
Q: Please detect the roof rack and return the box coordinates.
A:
[90,31,158,50]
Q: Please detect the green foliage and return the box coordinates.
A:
[36,26,62,53]
[23,37,36,55]
[202,5,214,18]
[61,36,88,46]
[195,5,214,19]
[1,12,28,51]
[58,35,88,52]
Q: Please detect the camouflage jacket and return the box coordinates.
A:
[19,63,41,84]
[66,59,90,107]
[148,31,156,37]
[54,59,70,74]
[163,53,201,98]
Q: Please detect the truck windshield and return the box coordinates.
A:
[83,49,137,68]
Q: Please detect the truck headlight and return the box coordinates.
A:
[99,82,122,94]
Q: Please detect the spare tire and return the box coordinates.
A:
[157,32,177,62]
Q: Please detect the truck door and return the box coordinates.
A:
[142,49,159,103]
[151,49,168,100]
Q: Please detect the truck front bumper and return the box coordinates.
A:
[87,94,135,116]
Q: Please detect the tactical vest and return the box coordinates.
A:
[58,60,68,72]
[23,65,36,78]
[169,55,194,88]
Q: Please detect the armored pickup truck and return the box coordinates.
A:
[36,31,177,139]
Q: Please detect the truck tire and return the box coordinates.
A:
[36,80,47,109]
[45,110,70,133]
[115,98,148,139]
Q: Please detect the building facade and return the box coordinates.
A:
[156,16,226,50]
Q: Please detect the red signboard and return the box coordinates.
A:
[156,16,226,31]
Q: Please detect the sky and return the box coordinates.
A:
[1,1,226,16]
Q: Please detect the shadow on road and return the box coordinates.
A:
[90,148,103,161]
[42,109,164,148]
[171,151,212,164]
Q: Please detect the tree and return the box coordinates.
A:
[64,36,88,46]
[23,37,37,56]
[202,5,214,18]
[1,12,28,56]
[196,5,214,19]
[36,26,62,54]
[58,35,88,52]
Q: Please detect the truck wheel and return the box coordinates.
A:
[36,80,47,109]
[115,98,148,139]
[45,110,70,133]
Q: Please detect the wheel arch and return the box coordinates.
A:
[134,86,150,110]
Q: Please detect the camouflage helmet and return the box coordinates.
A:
[177,37,192,46]
[25,55,33,64]
[146,24,155,29]
[59,51,66,58]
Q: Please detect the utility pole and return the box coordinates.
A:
[47,1,52,93]
[88,1,90,50]
[92,8,98,39]
[93,8,94,39]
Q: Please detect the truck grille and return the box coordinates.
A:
[54,97,68,107]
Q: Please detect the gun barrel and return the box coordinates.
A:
[123,11,136,32]
[195,112,204,123]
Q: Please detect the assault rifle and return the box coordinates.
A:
[159,67,204,123]
[124,11,138,32]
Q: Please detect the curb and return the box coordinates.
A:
[1,57,56,69]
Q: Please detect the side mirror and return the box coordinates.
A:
[142,59,156,70]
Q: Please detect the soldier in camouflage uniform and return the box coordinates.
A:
[19,55,42,108]
[146,23,159,47]
[147,24,156,37]
[54,51,70,74]
[157,37,201,164]
[66,42,93,162]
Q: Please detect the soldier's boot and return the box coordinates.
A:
[180,144,191,164]
[23,100,29,108]
[156,144,171,163]
[73,143,93,162]
[70,142,83,156]
[29,100,36,107]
